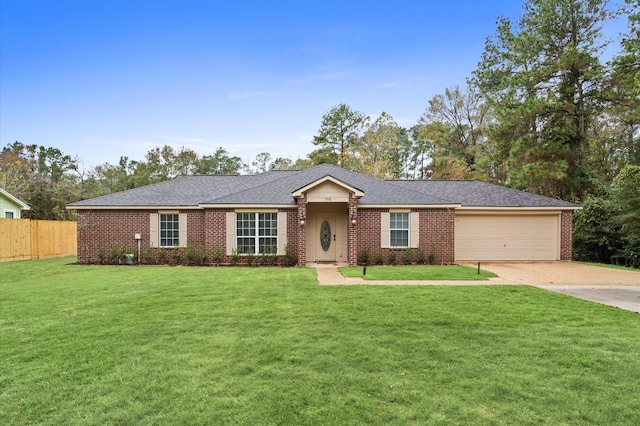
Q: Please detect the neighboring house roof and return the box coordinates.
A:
[0,187,30,210]
[67,164,579,209]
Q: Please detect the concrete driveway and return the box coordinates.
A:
[476,262,640,313]
[316,262,640,313]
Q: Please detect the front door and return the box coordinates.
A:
[315,214,336,262]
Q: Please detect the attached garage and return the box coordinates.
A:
[455,211,561,261]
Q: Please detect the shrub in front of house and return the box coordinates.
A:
[374,249,384,265]
[403,248,414,265]
[387,250,397,265]
[358,248,370,265]
[284,245,297,266]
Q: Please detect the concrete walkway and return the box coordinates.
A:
[314,264,510,286]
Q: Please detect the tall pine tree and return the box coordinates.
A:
[473,0,612,201]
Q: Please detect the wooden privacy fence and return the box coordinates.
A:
[0,219,77,262]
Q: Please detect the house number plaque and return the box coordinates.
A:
[320,220,331,252]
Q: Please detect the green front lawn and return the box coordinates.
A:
[340,265,497,280]
[2,258,639,425]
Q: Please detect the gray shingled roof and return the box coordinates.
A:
[388,180,579,208]
[206,164,454,205]
[67,172,292,207]
[67,164,579,208]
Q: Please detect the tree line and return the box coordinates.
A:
[1,0,638,266]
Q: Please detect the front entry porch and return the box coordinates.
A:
[294,177,361,266]
[304,203,349,264]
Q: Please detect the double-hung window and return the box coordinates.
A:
[149,212,186,248]
[236,212,278,254]
[159,213,180,247]
[390,212,409,248]
[381,211,419,249]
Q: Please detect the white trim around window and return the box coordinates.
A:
[149,211,187,248]
[226,210,287,256]
[3,209,17,219]
[381,211,419,249]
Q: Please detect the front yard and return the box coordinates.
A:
[1,258,639,425]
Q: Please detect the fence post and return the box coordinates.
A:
[31,220,38,259]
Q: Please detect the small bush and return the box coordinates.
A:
[108,245,126,264]
[245,248,255,267]
[198,245,209,266]
[428,244,436,265]
[260,247,277,266]
[171,248,181,265]
[185,244,196,266]
[358,248,370,265]
[156,247,166,265]
[416,246,426,265]
[374,249,385,265]
[387,250,397,265]
[403,248,414,265]
[212,246,224,266]
[230,248,239,266]
[143,248,155,265]
[284,245,297,267]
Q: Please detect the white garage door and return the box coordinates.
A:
[455,214,560,261]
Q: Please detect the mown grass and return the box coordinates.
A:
[2,258,639,425]
[575,261,640,272]
[340,265,497,280]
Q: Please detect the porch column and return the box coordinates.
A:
[348,193,358,266]
[297,195,307,266]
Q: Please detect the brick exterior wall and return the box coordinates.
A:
[418,208,456,264]
[76,206,569,265]
[354,208,455,265]
[560,210,573,261]
[76,208,298,265]
[284,207,300,265]
[356,208,384,263]
[348,194,359,266]
[204,209,232,248]
[297,195,307,266]
[76,209,204,264]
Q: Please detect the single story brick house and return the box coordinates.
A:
[67,164,580,266]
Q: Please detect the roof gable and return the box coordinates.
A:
[292,176,364,199]
[0,188,30,210]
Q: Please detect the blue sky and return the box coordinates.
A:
[0,0,624,170]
